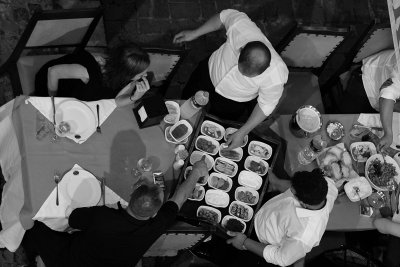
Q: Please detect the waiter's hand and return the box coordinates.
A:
[173,30,197,44]
[226,130,245,150]
[379,133,393,151]
[191,155,208,182]
[226,232,247,250]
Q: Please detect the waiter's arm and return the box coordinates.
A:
[379,97,395,150]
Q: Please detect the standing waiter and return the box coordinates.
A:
[173,9,288,149]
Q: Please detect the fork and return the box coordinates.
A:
[354,186,361,201]
[96,104,101,133]
[54,171,61,206]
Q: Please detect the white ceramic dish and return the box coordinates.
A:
[164,126,188,144]
[248,140,272,160]
[244,156,269,176]
[350,142,377,162]
[200,120,225,141]
[219,143,243,162]
[221,215,246,235]
[184,166,208,185]
[229,200,254,222]
[208,172,233,192]
[238,170,263,190]
[197,205,222,224]
[55,100,96,141]
[169,120,193,143]
[235,186,259,206]
[195,135,219,155]
[213,157,238,177]
[60,168,101,208]
[365,154,400,191]
[205,189,230,208]
[224,127,248,147]
[188,185,205,201]
[164,101,180,124]
[190,151,214,171]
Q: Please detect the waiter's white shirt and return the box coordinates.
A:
[254,178,338,266]
[362,49,400,110]
[208,9,288,116]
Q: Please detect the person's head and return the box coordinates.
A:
[238,41,271,77]
[104,42,150,91]
[128,180,163,219]
[291,169,328,207]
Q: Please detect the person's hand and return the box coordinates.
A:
[373,217,390,234]
[173,30,198,44]
[191,155,208,181]
[130,76,150,102]
[379,133,393,151]
[226,130,246,150]
[226,232,247,250]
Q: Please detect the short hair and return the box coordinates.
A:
[104,42,150,92]
[128,183,163,218]
[292,169,328,206]
[238,41,271,77]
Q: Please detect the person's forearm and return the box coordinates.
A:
[243,238,267,257]
[239,104,267,134]
[193,13,223,38]
[380,97,395,138]
[375,218,400,238]
[170,169,202,209]
[116,83,135,107]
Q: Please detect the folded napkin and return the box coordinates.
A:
[26,97,116,144]
[358,113,400,147]
[33,164,127,231]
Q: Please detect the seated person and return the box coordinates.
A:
[336,49,399,150]
[34,42,150,107]
[225,169,338,266]
[173,9,288,149]
[374,218,400,267]
[21,157,208,267]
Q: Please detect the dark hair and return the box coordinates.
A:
[103,42,150,92]
[238,41,271,76]
[128,183,163,218]
[292,169,328,206]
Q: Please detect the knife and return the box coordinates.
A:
[51,96,56,126]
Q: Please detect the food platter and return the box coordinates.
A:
[179,113,280,236]
[350,142,377,163]
[365,154,400,191]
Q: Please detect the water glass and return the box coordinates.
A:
[137,157,153,172]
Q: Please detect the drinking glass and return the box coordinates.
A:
[137,157,153,172]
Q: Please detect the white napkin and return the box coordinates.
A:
[25,97,116,144]
[358,113,400,147]
[33,164,127,231]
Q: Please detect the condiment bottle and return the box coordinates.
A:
[298,135,327,165]
[180,91,209,119]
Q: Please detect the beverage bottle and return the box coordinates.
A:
[298,135,327,165]
[180,91,209,119]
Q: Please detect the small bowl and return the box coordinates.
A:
[197,205,221,224]
[195,135,219,155]
[221,215,246,234]
[248,141,272,160]
[205,189,230,208]
[213,157,238,177]
[238,170,263,190]
[229,200,254,222]
[244,156,269,176]
[170,120,193,143]
[164,126,188,144]
[201,120,225,141]
[235,186,259,206]
[219,143,243,162]
[208,172,233,192]
[188,185,205,201]
[326,121,345,141]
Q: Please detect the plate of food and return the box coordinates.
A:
[221,215,246,234]
[205,189,230,208]
[350,142,377,162]
[238,170,263,190]
[169,120,193,143]
[224,127,248,147]
[201,120,225,141]
[248,141,272,160]
[365,154,400,191]
[164,101,180,124]
[197,205,221,224]
[229,201,253,222]
[219,143,243,162]
[184,166,208,185]
[235,186,259,206]
[208,172,233,192]
[213,157,238,177]
[188,185,205,201]
[244,156,269,176]
[195,135,219,155]
[190,151,214,171]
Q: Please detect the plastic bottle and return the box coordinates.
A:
[298,135,327,165]
[180,91,209,119]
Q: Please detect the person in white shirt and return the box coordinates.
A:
[226,169,338,266]
[337,49,400,150]
[173,9,288,149]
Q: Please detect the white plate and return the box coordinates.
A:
[205,189,230,208]
[213,157,238,177]
[229,201,253,222]
[201,120,225,141]
[238,170,262,190]
[235,186,259,206]
[219,143,243,162]
[208,172,233,192]
[197,205,222,224]
[365,154,400,191]
[190,151,214,171]
[244,156,269,176]
[61,168,101,207]
[221,215,246,234]
[195,135,219,155]
[248,141,272,160]
[350,142,377,162]
[169,120,193,143]
[224,128,248,147]
[55,100,96,141]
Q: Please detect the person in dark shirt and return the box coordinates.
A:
[34,42,151,106]
[22,157,208,267]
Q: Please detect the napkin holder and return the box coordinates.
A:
[133,95,168,128]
